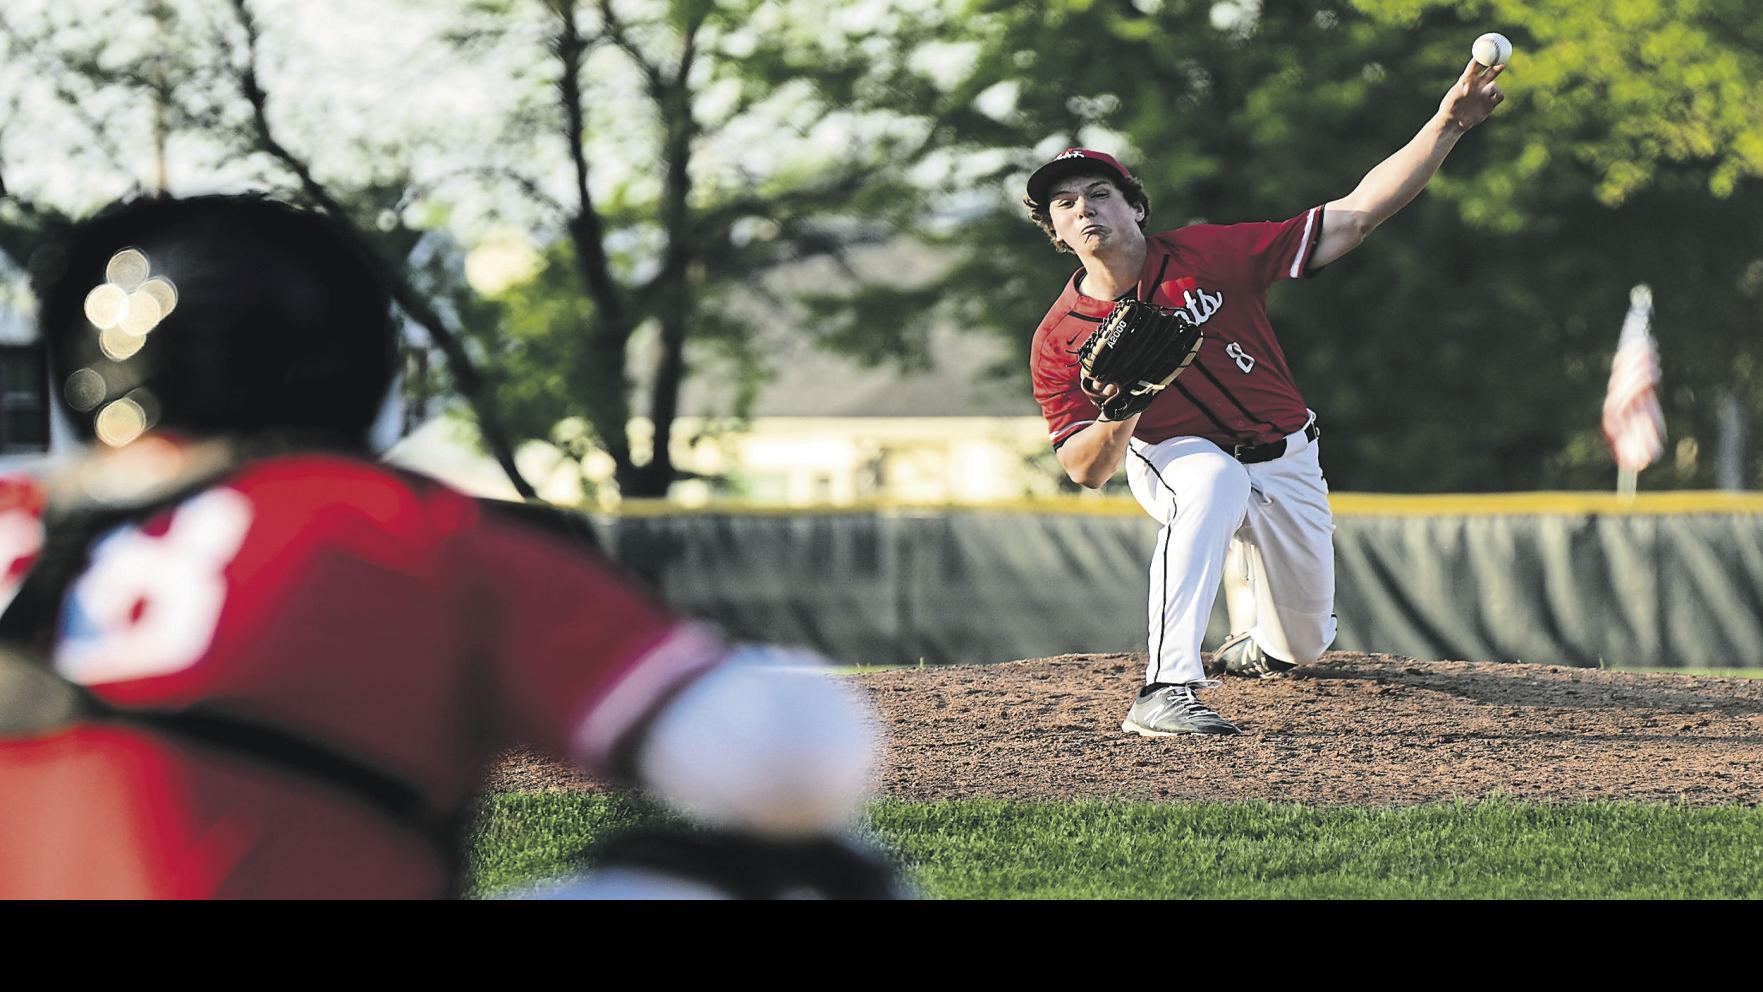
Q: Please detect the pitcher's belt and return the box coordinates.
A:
[1233,420,1320,464]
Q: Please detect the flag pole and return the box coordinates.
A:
[1616,468,1636,498]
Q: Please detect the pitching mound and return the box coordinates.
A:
[489,653,1763,806]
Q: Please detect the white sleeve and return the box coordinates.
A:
[629,646,881,837]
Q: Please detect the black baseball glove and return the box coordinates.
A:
[1075,298,1205,421]
[577,825,911,900]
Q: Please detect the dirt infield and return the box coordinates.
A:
[489,652,1763,807]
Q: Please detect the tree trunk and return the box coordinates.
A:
[555,0,640,489]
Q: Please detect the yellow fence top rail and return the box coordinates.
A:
[1330,491,1763,516]
[592,491,1763,518]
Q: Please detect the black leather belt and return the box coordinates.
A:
[1232,421,1321,464]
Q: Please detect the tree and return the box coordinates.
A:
[451,0,986,497]
[13,1,1762,493]
[1351,0,1763,207]
[0,0,541,496]
[1,0,973,499]
[821,0,1763,491]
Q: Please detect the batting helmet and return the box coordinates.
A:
[31,194,397,448]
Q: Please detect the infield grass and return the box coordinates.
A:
[467,793,1763,899]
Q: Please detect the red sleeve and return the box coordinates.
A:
[1031,323,1100,449]
[0,474,45,610]
[1192,206,1326,290]
[463,516,729,774]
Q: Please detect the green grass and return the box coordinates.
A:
[467,793,1763,899]
[466,793,674,897]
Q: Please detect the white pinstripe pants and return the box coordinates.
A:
[1124,433,1338,686]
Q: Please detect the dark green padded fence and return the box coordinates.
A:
[585,494,1763,669]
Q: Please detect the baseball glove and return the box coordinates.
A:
[1075,298,1205,421]
[572,825,911,900]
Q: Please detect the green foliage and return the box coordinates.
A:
[465,791,676,897]
[12,1,1763,493]
[455,0,995,494]
[838,0,1763,491]
[466,792,1763,898]
[472,242,613,447]
[2,0,982,497]
[1351,0,1763,205]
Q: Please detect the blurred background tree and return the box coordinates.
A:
[3,0,1760,494]
[829,0,1763,491]
[0,0,543,493]
[0,0,969,497]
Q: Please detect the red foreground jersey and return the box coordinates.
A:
[0,455,725,899]
[1031,207,1324,451]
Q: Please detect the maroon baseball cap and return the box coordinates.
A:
[1026,148,1136,205]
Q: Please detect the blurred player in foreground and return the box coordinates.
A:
[1024,60,1505,736]
[0,195,891,899]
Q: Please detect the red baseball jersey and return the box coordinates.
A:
[1031,207,1325,450]
[0,454,726,899]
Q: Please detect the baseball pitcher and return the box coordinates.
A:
[1024,59,1506,735]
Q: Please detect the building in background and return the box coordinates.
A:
[390,238,1072,507]
[664,323,1054,507]
[386,323,1064,508]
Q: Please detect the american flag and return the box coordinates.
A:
[1601,284,1666,473]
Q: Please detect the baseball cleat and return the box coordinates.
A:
[1211,632,1297,679]
[1121,681,1241,736]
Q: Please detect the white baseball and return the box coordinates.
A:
[1473,32,1512,68]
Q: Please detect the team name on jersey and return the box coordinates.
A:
[1167,286,1224,328]
[1177,288,1219,327]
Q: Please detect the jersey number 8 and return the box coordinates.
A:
[54,488,254,687]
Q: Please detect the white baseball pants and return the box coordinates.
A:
[1124,429,1338,686]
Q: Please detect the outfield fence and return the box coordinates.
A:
[581,493,1763,669]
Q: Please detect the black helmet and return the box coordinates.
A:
[31,194,396,448]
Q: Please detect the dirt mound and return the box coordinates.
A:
[488,652,1763,806]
